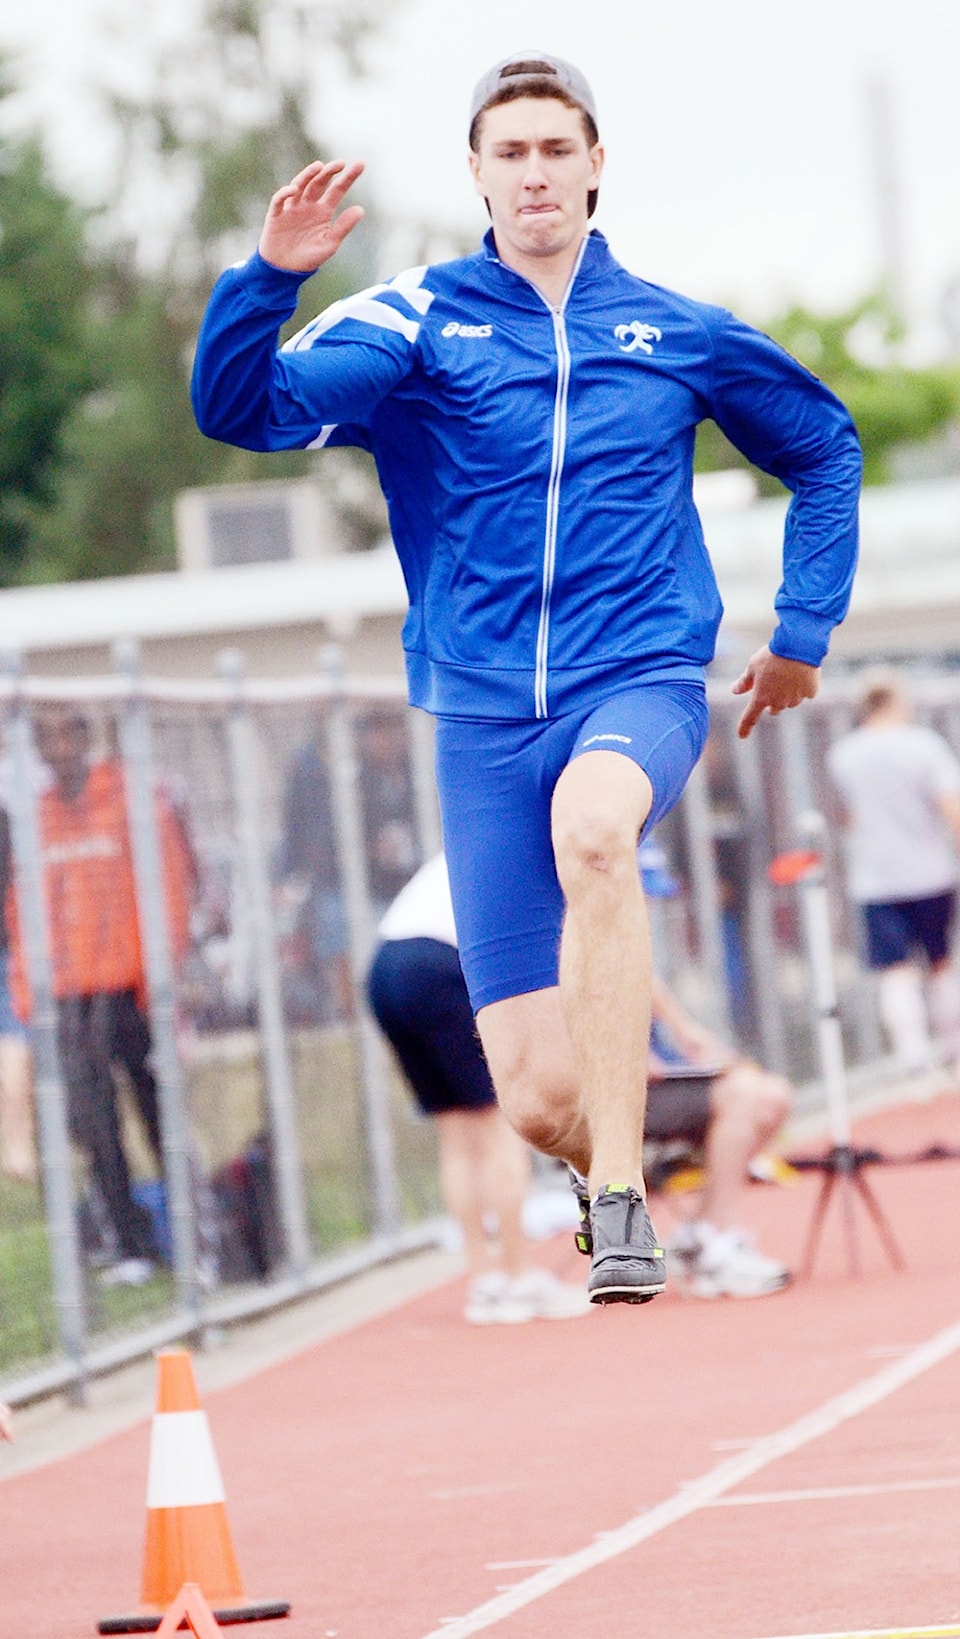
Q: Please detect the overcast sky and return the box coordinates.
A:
[3,0,959,349]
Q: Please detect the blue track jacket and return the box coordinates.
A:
[192,229,862,721]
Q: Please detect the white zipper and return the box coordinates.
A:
[532,238,588,719]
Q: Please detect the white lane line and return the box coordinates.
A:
[751,1626,960,1637]
[712,1474,960,1506]
[484,1560,558,1571]
[420,1316,960,1639]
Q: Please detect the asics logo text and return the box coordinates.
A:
[615,321,662,354]
[442,321,493,339]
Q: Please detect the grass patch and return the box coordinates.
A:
[0,1023,443,1379]
[0,1205,58,1372]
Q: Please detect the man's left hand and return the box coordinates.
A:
[731,646,819,739]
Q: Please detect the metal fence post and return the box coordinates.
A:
[730,720,790,1073]
[778,708,845,1078]
[114,642,201,1326]
[778,708,815,826]
[679,757,732,1036]
[322,649,401,1238]
[218,649,311,1281]
[1,662,88,1387]
[820,702,884,1068]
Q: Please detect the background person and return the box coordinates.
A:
[356,707,419,920]
[644,977,792,1298]
[367,853,590,1325]
[828,671,960,1074]
[276,706,419,1026]
[192,52,861,1304]
[6,708,195,1285]
[275,717,352,1025]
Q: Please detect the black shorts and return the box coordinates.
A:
[644,1074,714,1145]
[861,890,956,970]
[366,937,497,1116]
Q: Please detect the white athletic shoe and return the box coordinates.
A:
[99,1256,155,1289]
[668,1222,790,1299]
[664,1221,702,1280]
[507,1267,591,1320]
[463,1271,530,1325]
[463,1268,590,1324]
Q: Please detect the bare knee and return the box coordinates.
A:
[493,1053,580,1157]
[477,1004,581,1158]
[551,756,652,899]
[713,1064,792,1139]
[552,797,643,903]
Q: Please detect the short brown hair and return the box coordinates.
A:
[469,74,599,152]
[854,666,908,724]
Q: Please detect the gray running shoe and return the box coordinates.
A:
[567,1166,592,1255]
[587,1184,666,1305]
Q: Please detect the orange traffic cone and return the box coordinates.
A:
[155,1584,222,1639]
[98,1349,290,1633]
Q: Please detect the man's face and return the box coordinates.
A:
[469,97,603,266]
[35,712,90,793]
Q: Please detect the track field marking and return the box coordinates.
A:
[484,1560,558,1570]
[751,1626,960,1637]
[421,1315,960,1639]
[711,1474,960,1506]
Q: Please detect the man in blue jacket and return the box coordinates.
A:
[192,53,862,1305]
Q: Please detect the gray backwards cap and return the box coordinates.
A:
[469,53,598,131]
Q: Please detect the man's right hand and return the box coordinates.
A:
[258,159,365,273]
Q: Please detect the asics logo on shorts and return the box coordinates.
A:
[583,733,633,746]
[442,321,493,339]
[615,321,662,355]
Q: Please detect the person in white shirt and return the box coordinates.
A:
[828,671,960,1072]
[367,854,590,1325]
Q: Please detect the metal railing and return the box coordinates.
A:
[2,651,957,1400]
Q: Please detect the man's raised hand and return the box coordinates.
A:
[258,160,365,274]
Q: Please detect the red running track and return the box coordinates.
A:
[4,1089,960,1639]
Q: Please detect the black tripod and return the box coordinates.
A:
[769,816,905,1280]
[795,1141,904,1280]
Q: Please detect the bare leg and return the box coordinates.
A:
[700,1062,791,1230]
[551,752,653,1194]
[435,1106,532,1278]
[927,957,960,1064]
[476,987,589,1172]
[877,961,932,1069]
[0,1036,36,1182]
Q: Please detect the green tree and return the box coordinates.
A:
[696,293,960,489]
[0,117,93,584]
[21,1,393,584]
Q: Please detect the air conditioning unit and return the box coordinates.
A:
[174,477,341,570]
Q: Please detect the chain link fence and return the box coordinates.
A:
[2,651,958,1401]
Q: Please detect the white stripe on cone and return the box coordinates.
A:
[146,1410,227,1509]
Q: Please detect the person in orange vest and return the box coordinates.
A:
[6,707,196,1285]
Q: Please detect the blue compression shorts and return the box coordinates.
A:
[435,679,708,1012]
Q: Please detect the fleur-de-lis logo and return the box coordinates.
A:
[615,321,662,354]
